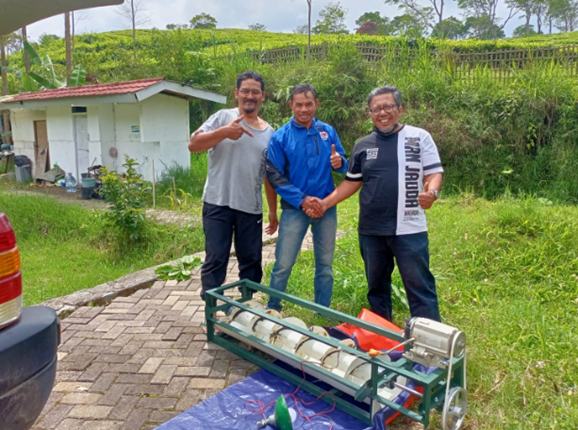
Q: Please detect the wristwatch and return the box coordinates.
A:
[431,189,439,199]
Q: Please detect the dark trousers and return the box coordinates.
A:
[201,203,263,300]
[358,232,441,322]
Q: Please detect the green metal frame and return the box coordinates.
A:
[205,279,465,428]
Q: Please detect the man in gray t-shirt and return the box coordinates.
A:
[188,71,278,301]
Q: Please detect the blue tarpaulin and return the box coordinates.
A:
[154,366,371,430]
[153,343,436,430]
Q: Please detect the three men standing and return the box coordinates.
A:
[191,74,442,324]
[188,71,278,301]
[265,84,348,312]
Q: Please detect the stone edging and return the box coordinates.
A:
[38,229,340,319]
[38,254,203,319]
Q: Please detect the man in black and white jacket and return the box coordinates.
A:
[308,85,443,323]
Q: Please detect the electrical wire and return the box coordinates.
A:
[245,354,343,429]
[348,337,416,376]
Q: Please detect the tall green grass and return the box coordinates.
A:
[0,191,205,305]
[156,155,208,200]
[270,194,578,429]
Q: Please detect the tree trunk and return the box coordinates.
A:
[0,36,12,146]
[72,12,76,54]
[22,26,30,74]
[0,37,7,96]
[439,0,445,38]
[65,12,72,85]
[131,0,137,60]
[307,0,311,62]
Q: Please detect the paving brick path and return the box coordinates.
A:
[33,233,325,430]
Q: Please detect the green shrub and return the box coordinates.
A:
[100,155,152,241]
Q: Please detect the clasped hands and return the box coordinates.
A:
[302,145,341,218]
[302,197,326,218]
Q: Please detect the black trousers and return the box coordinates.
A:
[359,232,441,322]
[200,202,263,300]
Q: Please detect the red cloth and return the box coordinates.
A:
[336,308,405,352]
[336,308,419,426]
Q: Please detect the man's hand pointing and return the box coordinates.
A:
[225,115,254,140]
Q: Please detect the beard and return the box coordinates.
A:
[377,123,397,135]
[243,100,257,114]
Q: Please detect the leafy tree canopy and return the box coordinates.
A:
[355,11,392,34]
[432,16,468,39]
[464,16,506,39]
[190,13,217,30]
[313,2,349,34]
[512,23,537,37]
[166,23,188,30]
[293,24,309,34]
[248,23,267,31]
[389,13,428,37]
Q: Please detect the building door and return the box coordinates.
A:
[33,120,49,178]
[74,115,89,180]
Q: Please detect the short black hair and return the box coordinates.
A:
[237,70,265,91]
[367,85,403,107]
[290,83,317,102]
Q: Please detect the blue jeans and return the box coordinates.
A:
[267,206,337,311]
[358,232,441,322]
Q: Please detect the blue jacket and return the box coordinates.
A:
[266,117,348,210]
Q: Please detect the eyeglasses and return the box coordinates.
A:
[239,89,263,96]
[369,104,397,115]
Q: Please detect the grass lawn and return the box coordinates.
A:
[264,194,578,430]
[0,190,205,306]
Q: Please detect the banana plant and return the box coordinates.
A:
[3,41,86,91]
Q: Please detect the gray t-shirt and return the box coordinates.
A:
[196,108,274,215]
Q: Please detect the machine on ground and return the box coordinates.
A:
[205,280,467,430]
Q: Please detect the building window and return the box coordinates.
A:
[71,106,87,114]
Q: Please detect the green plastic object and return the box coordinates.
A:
[274,396,293,430]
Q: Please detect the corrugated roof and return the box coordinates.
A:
[8,78,165,103]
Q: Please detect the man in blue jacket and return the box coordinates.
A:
[266,83,348,311]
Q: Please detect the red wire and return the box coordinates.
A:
[244,359,337,429]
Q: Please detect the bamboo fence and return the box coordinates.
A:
[218,43,578,80]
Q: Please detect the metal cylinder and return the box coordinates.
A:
[295,338,336,364]
[270,317,308,353]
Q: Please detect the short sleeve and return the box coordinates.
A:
[193,110,226,136]
[345,142,363,182]
[421,132,444,175]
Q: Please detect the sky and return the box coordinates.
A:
[24,0,533,42]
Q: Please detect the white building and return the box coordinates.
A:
[0,78,226,181]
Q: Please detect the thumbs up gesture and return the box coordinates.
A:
[418,182,437,210]
[330,144,343,169]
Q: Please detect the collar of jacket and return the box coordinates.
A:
[290,116,320,132]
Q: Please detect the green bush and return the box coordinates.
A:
[100,155,152,241]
